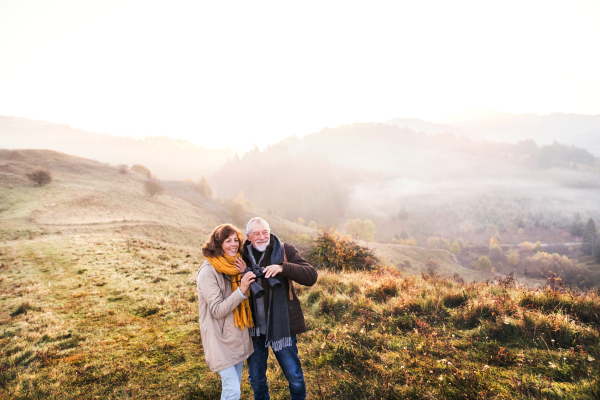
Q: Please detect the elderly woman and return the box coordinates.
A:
[197,224,256,400]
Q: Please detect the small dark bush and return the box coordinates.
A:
[26,168,52,186]
[145,180,165,197]
[117,164,129,174]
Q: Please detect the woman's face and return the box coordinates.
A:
[221,232,239,257]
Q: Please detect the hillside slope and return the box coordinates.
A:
[0,116,232,180]
[0,149,225,246]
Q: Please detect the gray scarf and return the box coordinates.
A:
[246,234,292,352]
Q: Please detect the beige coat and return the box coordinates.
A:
[196,260,254,372]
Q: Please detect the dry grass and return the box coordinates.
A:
[2,233,600,399]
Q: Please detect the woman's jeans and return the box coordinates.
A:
[219,361,243,400]
[247,335,306,400]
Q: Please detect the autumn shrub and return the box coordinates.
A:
[425,258,439,274]
[489,244,504,262]
[193,177,212,198]
[449,242,461,254]
[474,255,492,270]
[427,236,439,247]
[524,252,592,287]
[26,168,52,186]
[521,241,535,252]
[131,164,152,178]
[307,230,380,272]
[144,180,165,197]
[221,199,245,228]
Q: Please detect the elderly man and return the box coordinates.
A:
[242,217,318,400]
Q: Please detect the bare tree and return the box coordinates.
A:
[26,168,52,186]
[144,180,165,197]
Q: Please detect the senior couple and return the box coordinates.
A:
[196,217,318,400]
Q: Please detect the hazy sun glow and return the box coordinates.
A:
[1,0,599,151]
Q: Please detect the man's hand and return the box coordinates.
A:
[234,257,247,273]
[263,264,283,278]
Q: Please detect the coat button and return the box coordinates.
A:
[289,306,293,310]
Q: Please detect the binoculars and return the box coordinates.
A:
[245,265,281,299]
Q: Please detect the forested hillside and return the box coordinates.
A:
[212,123,599,240]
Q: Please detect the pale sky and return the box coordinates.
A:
[1,0,599,151]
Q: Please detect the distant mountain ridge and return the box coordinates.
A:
[387,110,600,156]
[0,115,233,180]
[385,117,479,139]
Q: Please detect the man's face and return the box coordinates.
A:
[248,221,270,252]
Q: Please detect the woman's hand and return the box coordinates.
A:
[234,257,247,273]
[239,271,256,294]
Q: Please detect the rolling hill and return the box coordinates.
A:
[0,116,233,180]
[0,148,489,280]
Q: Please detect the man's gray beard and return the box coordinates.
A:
[254,240,269,252]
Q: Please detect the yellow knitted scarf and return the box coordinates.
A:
[207,253,254,330]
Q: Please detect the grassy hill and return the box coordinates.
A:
[0,116,233,180]
[1,238,599,399]
[2,149,599,399]
[0,149,306,246]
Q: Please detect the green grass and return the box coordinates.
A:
[2,236,600,399]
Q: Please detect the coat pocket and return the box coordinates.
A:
[220,311,236,338]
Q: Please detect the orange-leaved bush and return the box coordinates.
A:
[307,229,379,272]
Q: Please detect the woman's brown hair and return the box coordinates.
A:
[202,224,244,258]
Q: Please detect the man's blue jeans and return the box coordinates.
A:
[247,335,306,400]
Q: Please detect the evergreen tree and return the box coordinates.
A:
[581,218,597,256]
[569,213,584,237]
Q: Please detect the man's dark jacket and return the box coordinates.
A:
[243,235,318,335]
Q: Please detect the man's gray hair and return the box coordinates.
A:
[246,217,270,235]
